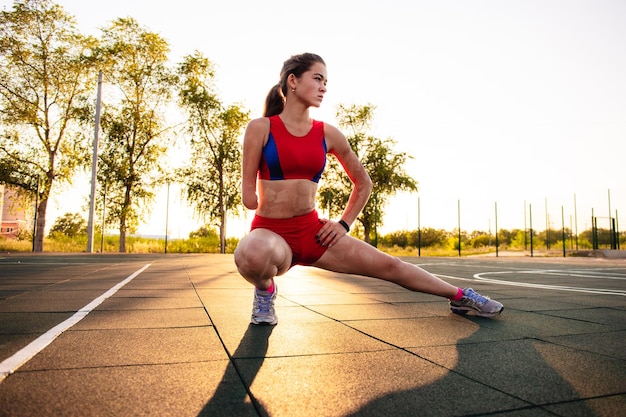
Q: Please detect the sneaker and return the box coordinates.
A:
[449,288,503,318]
[251,284,278,325]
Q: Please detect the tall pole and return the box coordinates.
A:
[417,196,421,257]
[100,181,106,253]
[561,205,566,257]
[592,208,596,249]
[545,197,550,250]
[524,200,528,250]
[574,194,578,250]
[529,203,534,257]
[617,209,620,250]
[569,215,573,250]
[495,201,499,257]
[87,71,103,253]
[32,176,39,252]
[608,189,614,249]
[457,199,461,257]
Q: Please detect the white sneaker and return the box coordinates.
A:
[449,287,503,318]
[251,284,277,325]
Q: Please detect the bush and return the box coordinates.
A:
[49,213,87,237]
[470,233,491,248]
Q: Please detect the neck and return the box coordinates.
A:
[280,101,310,124]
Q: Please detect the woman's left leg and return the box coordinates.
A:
[312,235,459,298]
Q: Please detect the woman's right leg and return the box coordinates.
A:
[234,228,292,325]
[233,228,293,290]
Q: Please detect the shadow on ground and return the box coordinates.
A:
[198,324,274,417]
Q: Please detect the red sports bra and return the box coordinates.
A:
[258,115,327,183]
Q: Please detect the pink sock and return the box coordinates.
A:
[451,287,464,301]
[258,281,275,294]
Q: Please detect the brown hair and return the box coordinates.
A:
[263,53,326,117]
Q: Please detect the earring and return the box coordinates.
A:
[291,88,295,92]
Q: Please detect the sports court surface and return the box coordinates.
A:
[0,253,624,416]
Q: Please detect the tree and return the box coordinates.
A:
[176,52,249,253]
[49,212,86,237]
[380,230,409,248]
[318,104,418,245]
[94,18,176,252]
[188,225,219,239]
[0,0,95,251]
[470,232,491,248]
[409,227,449,248]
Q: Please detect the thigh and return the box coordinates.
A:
[235,228,293,276]
[312,235,458,297]
[311,234,398,278]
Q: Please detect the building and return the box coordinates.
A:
[1,184,33,239]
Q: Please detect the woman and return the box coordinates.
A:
[234,53,503,325]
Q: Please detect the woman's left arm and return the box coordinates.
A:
[324,124,373,228]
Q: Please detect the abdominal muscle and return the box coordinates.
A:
[256,179,318,218]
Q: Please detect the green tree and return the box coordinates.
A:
[509,229,527,249]
[188,225,219,239]
[49,212,86,237]
[176,52,249,253]
[470,232,491,248]
[497,228,516,247]
[319,104,418,245]
[0,0,95,251]
[537,227,570,249]
[380,230,409,248]
[407,228,450,248]
[95,18,176,252]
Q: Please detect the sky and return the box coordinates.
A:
[3,0,625,239]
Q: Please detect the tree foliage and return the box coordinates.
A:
[318,104,418,245]
[0,0,95,251]
[176,52,249,253]
[49,212,86,237]
[94,17,176,252]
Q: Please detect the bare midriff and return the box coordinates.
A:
[256,179,318,218]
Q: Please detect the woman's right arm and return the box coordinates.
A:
[241,117,269,210]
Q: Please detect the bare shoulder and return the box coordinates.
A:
[247,117,270,134]
[323,122,350,154]
[245,117,270,145]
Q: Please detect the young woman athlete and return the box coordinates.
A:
[234,53,503,325]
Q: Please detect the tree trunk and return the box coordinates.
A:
[362,222,372,245]
[119,214,127,253]
[219,210,226,254]
[119,185,132,253]
[33,198,48,252]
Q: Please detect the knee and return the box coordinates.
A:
[234,232,291,279]
[381,256,407,280]
[234,237,269,275]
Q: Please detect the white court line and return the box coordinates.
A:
[513,269,626,280]
[436,271,626,297]
[0,263,152,383]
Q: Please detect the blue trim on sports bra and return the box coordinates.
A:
[264,133,284,180]
[312,140,327,183]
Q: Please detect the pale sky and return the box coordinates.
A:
[4,0,625,238]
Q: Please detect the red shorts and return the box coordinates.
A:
[250,210,328,267]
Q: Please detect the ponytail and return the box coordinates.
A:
[263,53,325,118]
[263,84,284,117]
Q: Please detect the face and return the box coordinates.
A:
[292,62,327,108]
